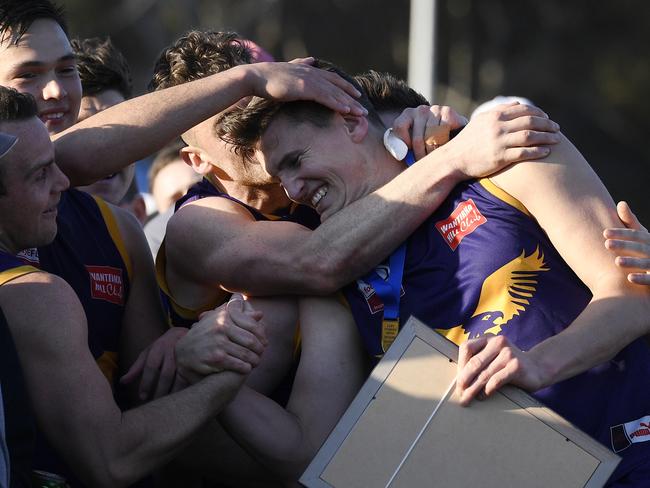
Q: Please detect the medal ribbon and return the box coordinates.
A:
[367,151,416,352]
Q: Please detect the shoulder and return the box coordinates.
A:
[0,271,86,341]
[168,195,257,241]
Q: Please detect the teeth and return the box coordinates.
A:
[42,112,64,120]
[311,186,328,207]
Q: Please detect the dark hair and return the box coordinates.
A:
[149,30,251,92]
[218,59,383,160]
[0,87,38,194]
[0,86,38,121]
[71,37,133,99]
[354,70,429,112]
[0,0,67,45]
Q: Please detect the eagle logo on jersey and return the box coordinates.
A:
[437,246,549,345]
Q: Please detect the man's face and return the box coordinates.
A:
[77,89,134,204]
[258,115,376,221]
[0,117,70,253]
[192,112,274,188]
[0,18,81,134]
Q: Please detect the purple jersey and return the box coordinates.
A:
[1,188,132,487]
[343,178,650,483]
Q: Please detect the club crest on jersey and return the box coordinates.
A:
[435,199,487,250]
[611,415,650,453]
[17,248,40,266]
[86,265,124,305]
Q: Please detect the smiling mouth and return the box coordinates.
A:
[43,205,58,216]
[310,185,328,208]
[40,112,66,122]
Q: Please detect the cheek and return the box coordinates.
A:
[63,78,82,106]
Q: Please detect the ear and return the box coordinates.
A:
[180,146,213,176]
[342,114,369,143]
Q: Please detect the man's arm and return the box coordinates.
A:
[455,134,650,404]
[52,61,365,186]
[0,273,251,488]
[218,296,367,482]
[167,104,561,297]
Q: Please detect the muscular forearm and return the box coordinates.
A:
[252,146,465,296]
[529,285,650,387]
[53,66,253,186]
[92,373,244,487]
[219,386,313,482]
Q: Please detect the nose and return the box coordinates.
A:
[281,175,305,203]
[52,163,70,192]
[42,77,67,101]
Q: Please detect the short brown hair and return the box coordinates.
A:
[149,30,251,92]
[218,59,382,160]
[71,37,133,99]
[0,0,67,45]
[354,70,429,112]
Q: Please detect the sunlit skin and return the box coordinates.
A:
[76,89,135,204]
[0,117,70,254]
[258,113,400,221]
[182,113,291,214]
[0,18,81,135]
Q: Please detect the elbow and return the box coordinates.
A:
[82,454,141,488]
[298,254,348,294]
[298,243,364,294]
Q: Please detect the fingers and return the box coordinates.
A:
[606,236,650,257]
[501,146,552,163]
[228,300,268,349]
[626,272,650,285]
[456,336,524,406]
[411,106,432,160]
[138,347,165,401]
[616,201,647,231]
[456,336,497,405]
[503,116,561,141]
[288,56,315,65]
[119,349,147,385]
[493,102,549,121]
[312,69,364,116]
[391,108,415,151]
[152,348,177,399]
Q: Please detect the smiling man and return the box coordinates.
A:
[220,65,650,486]
[0,5,79,133]
[0,87,269,488]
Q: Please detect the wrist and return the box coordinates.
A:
[431,144,467,184]
[525,346,560,390]
[233,63,262,98]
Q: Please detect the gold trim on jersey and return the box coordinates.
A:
[0,265,41,286]
[155,240,227,322]
[93,196,133,282]
[479,178,532,217]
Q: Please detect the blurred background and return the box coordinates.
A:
[62,0,649,223]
